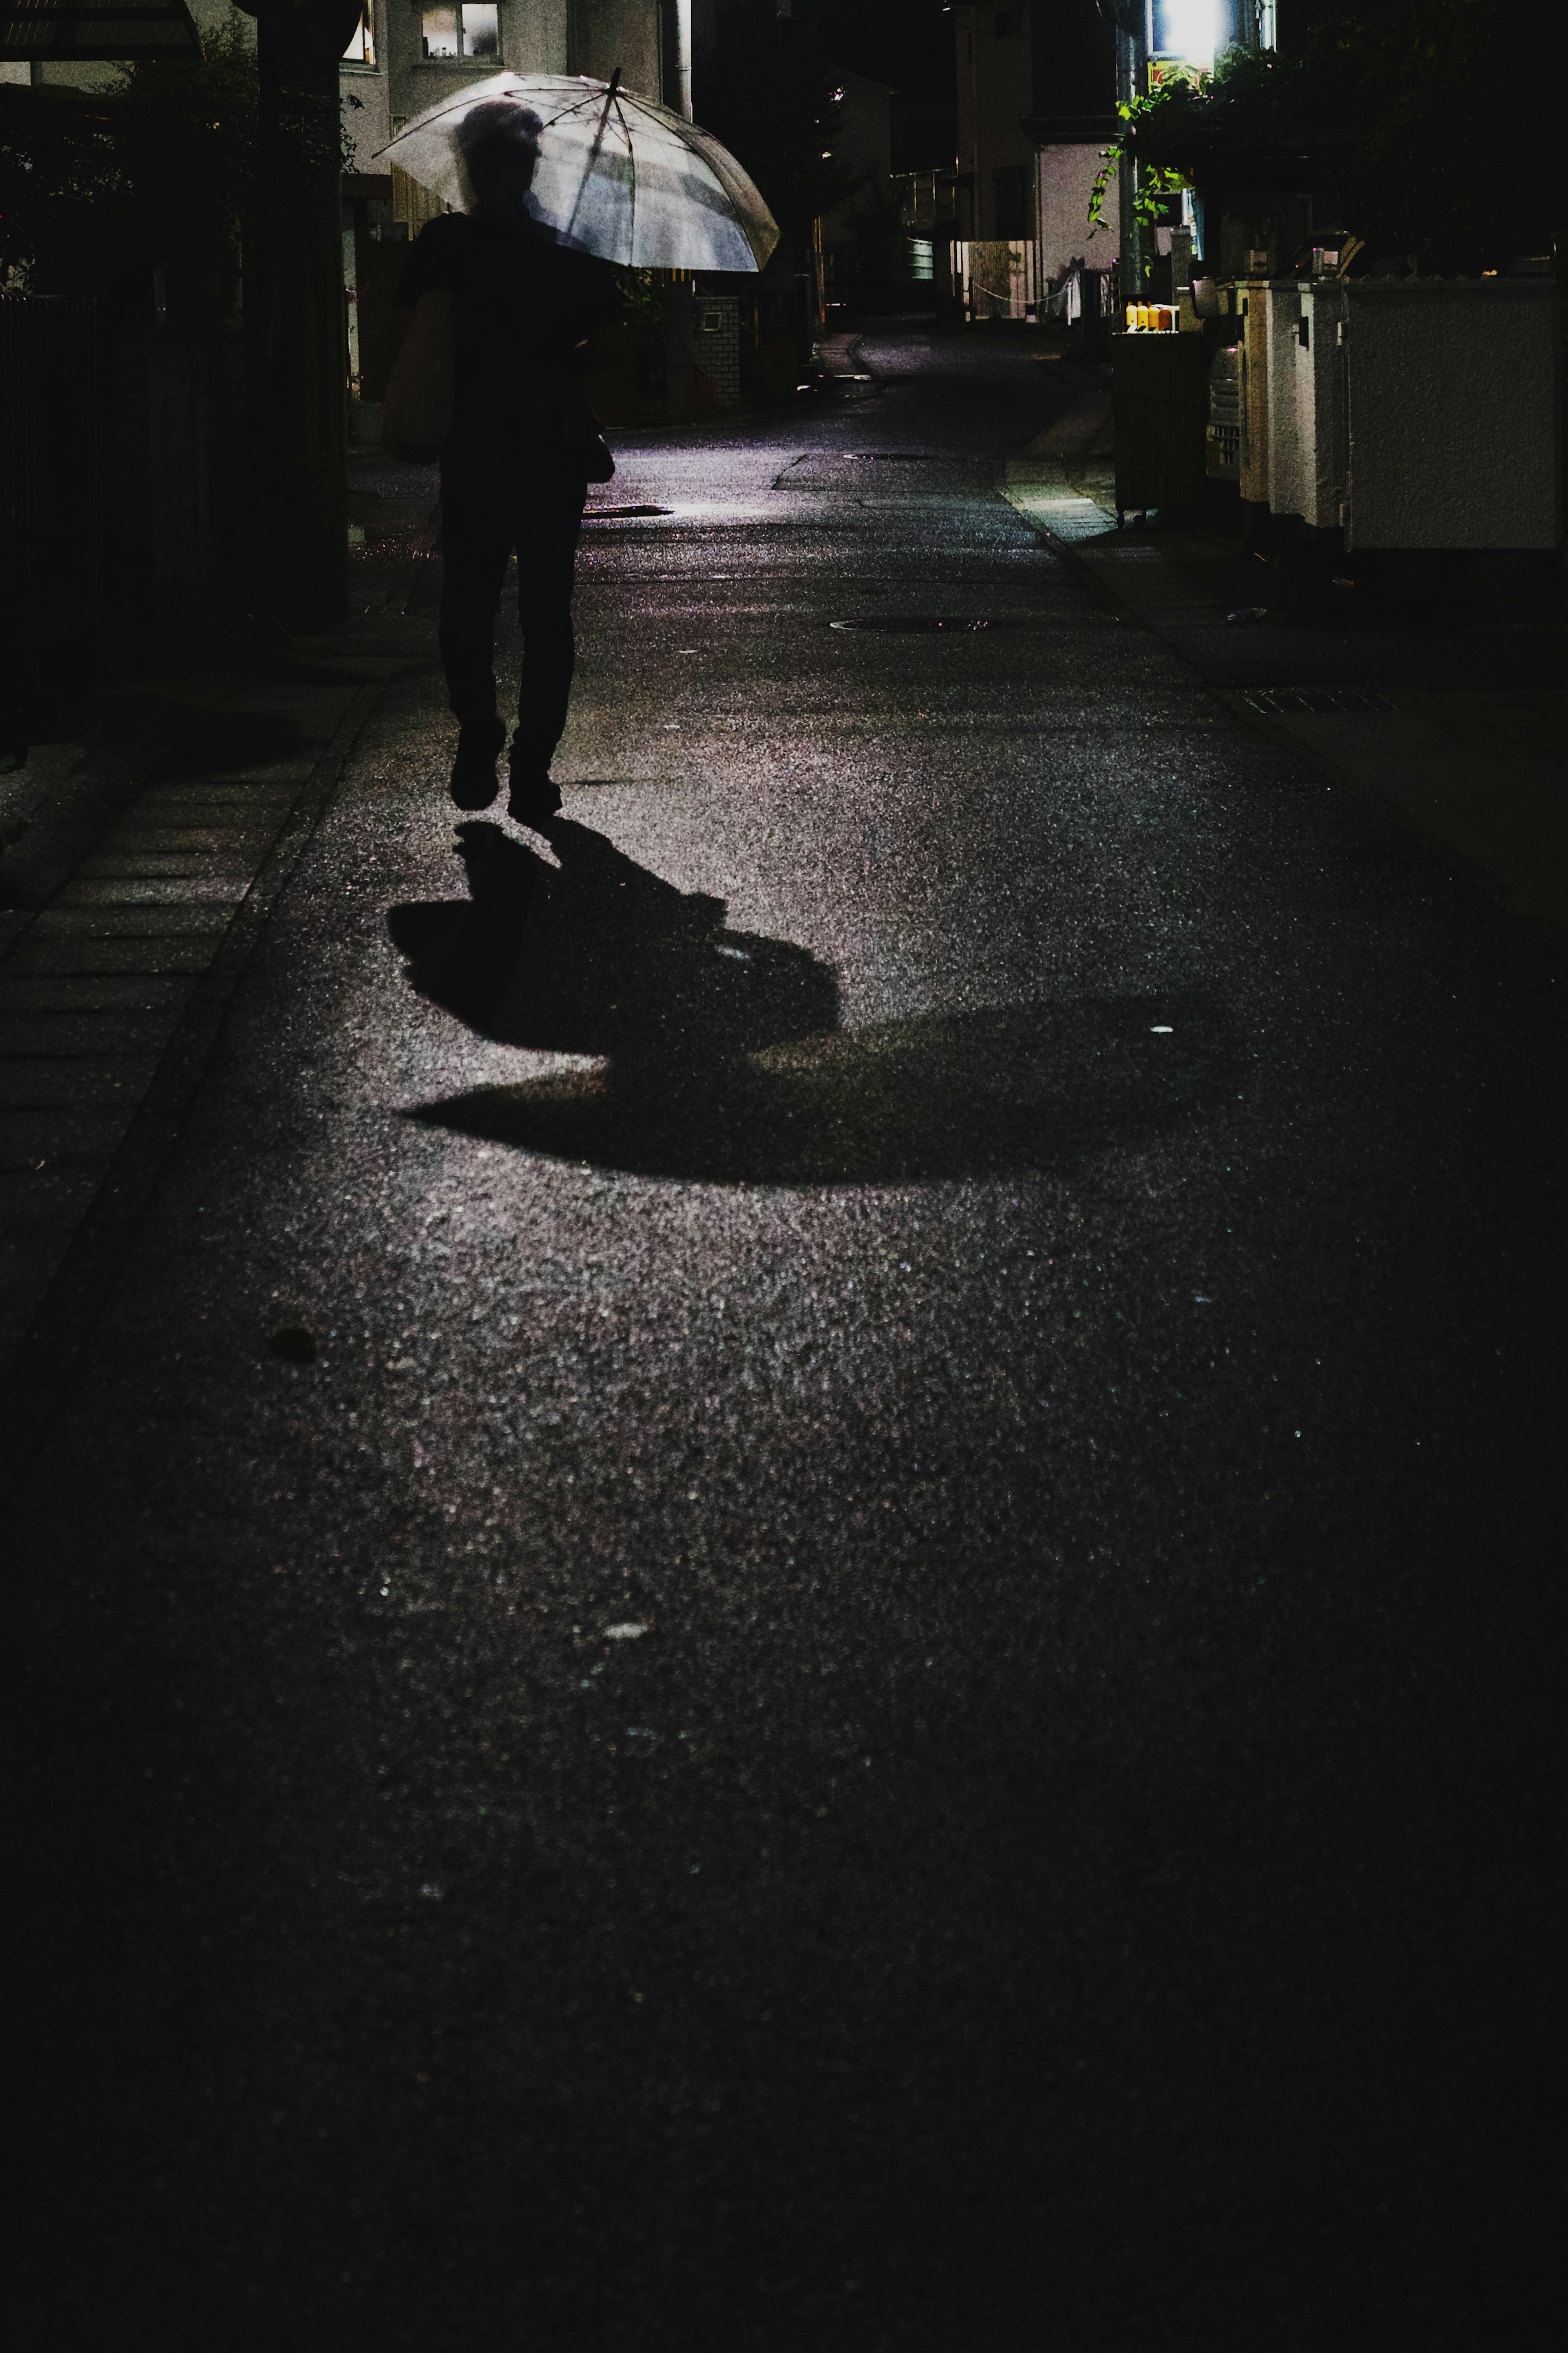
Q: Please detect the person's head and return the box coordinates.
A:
[456,101,548,229]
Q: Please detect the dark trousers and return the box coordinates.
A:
[438,468,586,771]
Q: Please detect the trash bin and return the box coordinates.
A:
[1112,329,1209,515]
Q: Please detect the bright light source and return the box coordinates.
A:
[1152,0,1216,63]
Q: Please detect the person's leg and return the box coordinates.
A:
[508,477,586,819]
[438,471,513,806]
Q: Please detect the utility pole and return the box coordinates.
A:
[1114,2,1145,303]
[238,0,362,630]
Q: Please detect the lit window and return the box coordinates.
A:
[1150,0,1216,66]
[342,3,374,65]
[422,3,498,59]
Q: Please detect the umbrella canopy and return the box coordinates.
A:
[375,73,779,274]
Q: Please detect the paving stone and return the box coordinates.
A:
[0,975,190,1011]
[2,1211,88,1271]
[0,1106,132,1169]
[98,827,281,856]
[216,686,355,715]
[138,787,300,813]
[0,1009,181,1056]
[0,1165,101,1218]
[0,1056,161,1110]
[0,1252,66,1351]
[54,879,252,906]
[35,903,237,935]
[77,853,258,882]
[4,936,220,976]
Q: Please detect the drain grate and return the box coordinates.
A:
[1238,683,1394,715]
[829,616,1006,633]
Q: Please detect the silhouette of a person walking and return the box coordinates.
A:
[394,103,622,827]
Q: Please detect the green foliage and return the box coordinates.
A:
[1087,44,1303,241]
[1085,3,1557,275]
[1088,144,1188,238]
[115,17,261,299]
[0,86,119,292]
[611,266,669,327]
[0,18,259,306]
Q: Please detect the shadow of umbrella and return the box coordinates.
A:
[389,814,840,1071]
[390,825,1238,1186]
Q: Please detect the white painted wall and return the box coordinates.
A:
[1036,143,1117,279]
[571,0,661,100]
[380,0,572,142]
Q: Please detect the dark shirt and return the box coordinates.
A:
[396,213,622,474]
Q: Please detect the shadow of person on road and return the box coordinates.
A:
[390,823,1240,1185]
[389,811,840,1084]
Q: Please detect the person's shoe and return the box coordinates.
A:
[507,764,563,828]
[450,716,506,810]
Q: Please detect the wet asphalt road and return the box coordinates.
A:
[15,329,1562,2350]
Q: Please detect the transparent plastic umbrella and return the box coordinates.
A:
[375,72,779,272]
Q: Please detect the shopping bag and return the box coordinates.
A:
[382,289,454,462]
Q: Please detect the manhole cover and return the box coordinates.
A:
[829,617,1006,632]
[583,504,674,519]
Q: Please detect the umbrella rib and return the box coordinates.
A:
[380,72,526,139]
[616,89,636,263]
[375,73,774,268]
[537,83,617,131]
[562,67,624,248]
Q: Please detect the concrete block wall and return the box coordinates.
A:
[1036,144,1117,282]
[1241,273,1561,551]
[693,293,739,408]
[1344,278,1560,551]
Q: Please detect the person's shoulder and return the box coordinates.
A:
[413,213,477,269]
[395,212,474,304]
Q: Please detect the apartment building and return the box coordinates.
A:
[951,2,1119,317]
[341,0,668,171]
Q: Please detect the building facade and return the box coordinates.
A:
[341,0,667,172]
[951,2,1120,319]
[4,0,666,136]
[953,3,1036,245]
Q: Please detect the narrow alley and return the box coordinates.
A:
[11,324,1560,2349]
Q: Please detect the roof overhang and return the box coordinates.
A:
[1022,115,1120,147]
[0,0,202,61]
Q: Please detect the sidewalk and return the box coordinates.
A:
[0,449,461,1408]
[1001,398,1568,930]
[0,675,388,1413]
